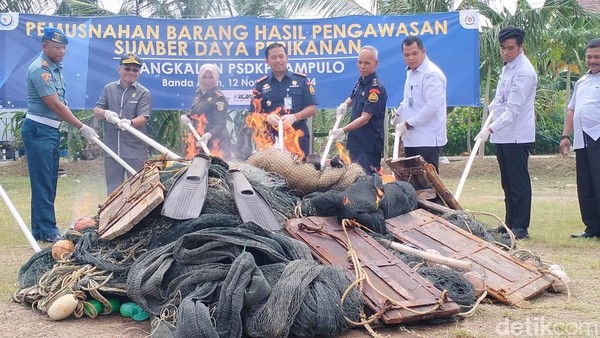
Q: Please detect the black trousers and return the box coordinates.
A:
[405,146,442,173]
[575,133,600,234]
[494,143,533,230]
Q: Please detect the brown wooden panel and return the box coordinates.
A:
[97,163,165,240]
[286,216,460,324]
[385,209,551,305]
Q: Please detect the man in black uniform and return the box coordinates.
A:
[331,46,387,174]
[250,42,317,159]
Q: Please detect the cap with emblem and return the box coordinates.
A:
[120,52,143,66]
[42,27,68,45]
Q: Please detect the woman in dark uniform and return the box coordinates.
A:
[189,63,232,159]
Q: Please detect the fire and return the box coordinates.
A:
[245,91,305,159]
[335,142,351,165]
[184,131,197,160]
[374,167,396,184]
[191,114,208,135]
[375,187,384,209]
[245,111,275,151]
[210,138,223,158]
[280,117,304,159]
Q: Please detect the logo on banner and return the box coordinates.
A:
[0,13,18,30]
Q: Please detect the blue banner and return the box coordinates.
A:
[0,12,479,110]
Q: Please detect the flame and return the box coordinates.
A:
[192,114,208,134]
[374,167,396,184]
[280,116,304,159]
[184,131,197,160]
[375,187,384,209]
[335,142,352,165]
[245,111,274,151]
[210,138,223,158]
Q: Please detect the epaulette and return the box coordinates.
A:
[256,75,268,82]
[293,72,307,77]
[372,77,379,87]
[215,90,224,97]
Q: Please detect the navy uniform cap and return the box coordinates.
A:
[120,53,143,66]
[42,27,68,45]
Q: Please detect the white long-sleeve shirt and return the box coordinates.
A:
[396,56,447,147]
[488,52,537,144]
[567,70,600,149]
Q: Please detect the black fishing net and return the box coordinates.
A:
[442,212,496,243]
[417,266,476,307]
[298,175,418,234]
[127,222,362,338]
[18,248,53,289]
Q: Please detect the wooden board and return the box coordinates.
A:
[97,163,165,240]
[385,209,551,305]
[386,155,461,210]
[286,216,460,324]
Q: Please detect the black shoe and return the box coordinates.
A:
[496,226,510,234]
[44,234,62,243]
[570,232,599,239]
[511,228,530,240]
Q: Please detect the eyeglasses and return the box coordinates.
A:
[121,66,140,73]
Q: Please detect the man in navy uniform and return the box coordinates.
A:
[22,27,98,242]
[330,46,388,174]
[250,42,317,159]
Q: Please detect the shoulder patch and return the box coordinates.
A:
[41,73,51,84]
[293,72,307,77]
[256,75,268,82]
[368,90,379,103]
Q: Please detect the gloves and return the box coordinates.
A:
[329,128,344,140]
[117,118,131,131]
[103,110,120,124]
[475,128,491,142]
[180,114,192,125]
[266,114,279,127]
[392,115,403,126]
[201,132,212,144]
[79,124,99,141]
[336,103,347,118]
[395,122,408,138]
[281,114,297,126]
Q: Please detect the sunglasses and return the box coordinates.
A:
[121,66,140,73]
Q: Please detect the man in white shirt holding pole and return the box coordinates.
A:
[475,26,538,240]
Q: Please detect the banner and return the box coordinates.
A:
[0,12,479,110]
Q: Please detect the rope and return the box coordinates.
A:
[337,219,448,325]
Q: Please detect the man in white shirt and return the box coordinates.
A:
[393,36,447,172]
[475,26,538,240]
[560,38,600,239]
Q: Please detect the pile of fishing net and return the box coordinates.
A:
[246,148,366,195]
[128,222,363,337]
[296,175,418,233]
[15,156,368,337]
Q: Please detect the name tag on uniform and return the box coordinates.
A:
[284,96,292,110]
[129,100,139,104]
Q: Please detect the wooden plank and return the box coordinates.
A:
[386,156,462,210]
[385,209,551,305]
[97,163,165,240]
[286,216,460,324]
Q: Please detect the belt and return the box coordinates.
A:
[26,114,62,129]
